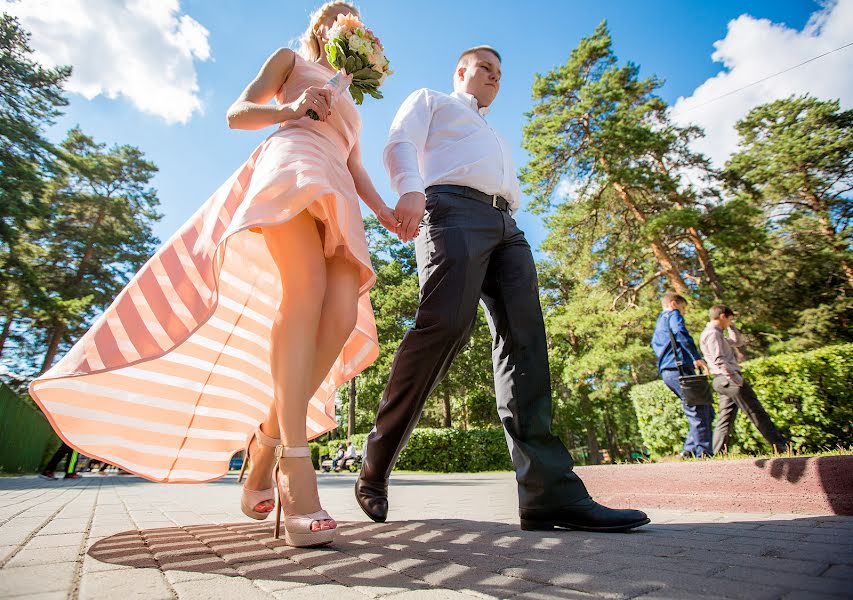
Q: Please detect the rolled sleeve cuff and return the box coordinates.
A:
[393,174,426,197]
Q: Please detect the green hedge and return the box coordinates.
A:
[630,344,853,456]
[395,428,513,472]
[311,428,513,472]
[0,383,60,473]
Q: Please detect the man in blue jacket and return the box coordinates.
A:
[651,292,713,457]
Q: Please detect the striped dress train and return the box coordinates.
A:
[29,55,379,482]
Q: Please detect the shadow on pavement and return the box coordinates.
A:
[88,516,853,598]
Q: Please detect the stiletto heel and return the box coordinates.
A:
[239,427,280,520]
[274,491,282,539]
[238,455,248,483]
[273,445,337,547]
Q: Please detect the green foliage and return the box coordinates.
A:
[733,344,853,452]
[319,433,368,459]
[312,430,512,473]
[0,14,70,360]
[725,95,852,291]
[629,380,689,457]
[0,18,162,382]
[343,218,497,436]
[631,344,853,457]
[0,383,59,473]
[394,428,512,473]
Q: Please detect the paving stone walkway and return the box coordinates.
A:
[1,472,851,599]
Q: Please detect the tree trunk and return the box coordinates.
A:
[442,386,452,428]
[603,414,620,463]
[611,181,690,295]
[579,390,601,465]
[654,155,725,300]
[686,227,725,300]
[812,203,853,289]
[40,322,65,374]
[461,395,469,430]
[38,205,110,375]
[798,180,853,289]
[348,376,357,437]
[0,316,12,358]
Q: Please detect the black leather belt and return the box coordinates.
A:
[425,184,511,212]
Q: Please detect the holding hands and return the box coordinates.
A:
[392,192,425,242]
[369,195,424,241]
[376,204,402,236]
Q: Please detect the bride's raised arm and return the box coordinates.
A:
[226,48,332,130]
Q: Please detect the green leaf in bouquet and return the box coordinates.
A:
[332,40,347,68]
[353,55,364,71]
[353,68,381,81]
[350,86,364,104]
[366,88,383,100]
[344,55,357,74]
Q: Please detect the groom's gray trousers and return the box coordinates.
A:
[362,185,589,509]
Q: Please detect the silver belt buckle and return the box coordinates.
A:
[491,194,499,209]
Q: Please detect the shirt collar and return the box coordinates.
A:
[450,90,490,117]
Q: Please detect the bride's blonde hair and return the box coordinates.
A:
[297,1,359,61]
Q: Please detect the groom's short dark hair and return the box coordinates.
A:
[458,45,501,66]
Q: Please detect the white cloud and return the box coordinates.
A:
[671,0,853,167]
[556,178,581,201]
[2,0,211,124]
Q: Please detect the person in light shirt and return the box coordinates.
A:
[355,46,649,533]
[699,305,788,454]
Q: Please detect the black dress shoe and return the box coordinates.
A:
[355,476,388,522]
[519,497,650,533]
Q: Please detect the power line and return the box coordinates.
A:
[681,40,853,113]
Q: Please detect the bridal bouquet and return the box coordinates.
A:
[308,13,392,119]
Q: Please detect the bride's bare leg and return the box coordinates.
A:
[259,213,360,517]
[247,262,361,505]
[245,254,360,497]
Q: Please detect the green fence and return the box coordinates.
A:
[0,384,60,474]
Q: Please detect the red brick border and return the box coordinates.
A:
[576,455,853,515]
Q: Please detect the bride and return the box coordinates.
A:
[30,1,397,547]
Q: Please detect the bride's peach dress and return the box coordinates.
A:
[29,54,379,482]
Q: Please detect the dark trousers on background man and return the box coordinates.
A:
[661,368,714,457]
[712,375,787,454]
[42,443,78,478]
[361,187,589,509]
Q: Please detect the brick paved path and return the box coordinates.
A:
[1,472,851,599]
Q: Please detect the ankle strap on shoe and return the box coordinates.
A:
[255,427,280,448]
[275,445,311,459]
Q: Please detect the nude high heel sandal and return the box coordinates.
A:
[273,445,337,547]
[239,427,280,520]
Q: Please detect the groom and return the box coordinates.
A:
[355,46,649,532]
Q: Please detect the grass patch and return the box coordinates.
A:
[637,446,852,464]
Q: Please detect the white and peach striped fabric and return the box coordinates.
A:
[29,55,379,483]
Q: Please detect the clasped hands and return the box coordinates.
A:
[376,191,425,242]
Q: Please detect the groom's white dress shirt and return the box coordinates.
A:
[383,88,521,210]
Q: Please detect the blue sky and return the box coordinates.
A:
[18,0,841,254]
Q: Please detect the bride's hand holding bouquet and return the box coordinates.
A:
[307,12,393,119]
